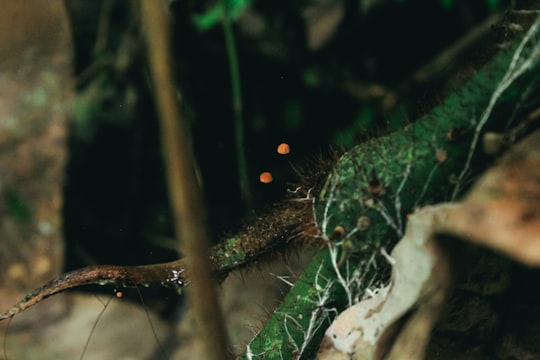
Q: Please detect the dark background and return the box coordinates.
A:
[61,0,513,313]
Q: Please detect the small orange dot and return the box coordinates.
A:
[115,291,123,298]
[435,148,448,163]
[259,172,273,184]
[277,143,290,155]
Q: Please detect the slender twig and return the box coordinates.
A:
[0,262,187,320]
[221,0,252,209]
[93,0,114,55]
[0,199,312,321]
[80,295,113,360]
[413,12,504,84]
[140,1,230,359]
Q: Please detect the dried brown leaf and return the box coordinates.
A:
[444,129,540,266]
[318,205,457,360]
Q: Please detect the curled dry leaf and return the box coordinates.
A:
[318,204,457,360]
[443,128,540,267]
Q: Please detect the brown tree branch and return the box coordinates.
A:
[139,1,230,359]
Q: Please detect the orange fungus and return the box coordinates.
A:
[259,171,273,183]
[115,291,123,298]
[277,143,290,155]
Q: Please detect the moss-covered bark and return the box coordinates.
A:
[239,21,540,358]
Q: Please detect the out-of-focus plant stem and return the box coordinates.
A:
[140,1,231,359]
[221,0,252,209]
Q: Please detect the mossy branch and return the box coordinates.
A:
[239,17,540,359]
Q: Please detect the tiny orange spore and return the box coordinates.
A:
[277,143,290,155]
[115,291,123,298]
[259,171,273,183]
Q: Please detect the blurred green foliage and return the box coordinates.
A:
[4,188,32,224]
[194,0,251,31]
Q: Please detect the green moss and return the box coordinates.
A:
[239,33,540,359]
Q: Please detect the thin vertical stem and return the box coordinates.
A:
[140,1,230,359]
[221,0,252,209]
